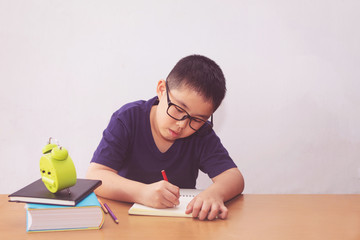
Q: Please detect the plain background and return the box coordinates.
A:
[1,0,359,194]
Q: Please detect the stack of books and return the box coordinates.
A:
[8,178,104,232]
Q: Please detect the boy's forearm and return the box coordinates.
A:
[209,168,244,202]
[86,164,145,203]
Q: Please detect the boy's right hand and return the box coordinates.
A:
[140,180,180,209]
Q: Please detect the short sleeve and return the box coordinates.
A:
[197,132,237,179]
[91,112,131,171]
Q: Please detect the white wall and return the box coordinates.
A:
[1,0,359,194]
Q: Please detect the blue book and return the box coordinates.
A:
[26,192,104,232]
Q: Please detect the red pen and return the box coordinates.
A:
[162,170,180,207]
[161,170,168,181]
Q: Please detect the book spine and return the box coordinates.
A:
[26,208,29,232]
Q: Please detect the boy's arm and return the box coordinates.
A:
[86,162,180,208]
[185,167,244,220]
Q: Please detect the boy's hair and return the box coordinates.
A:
[166,54,226,112]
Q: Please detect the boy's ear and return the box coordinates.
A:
[156,80,166,99]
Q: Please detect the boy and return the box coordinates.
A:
[86,55,244,221]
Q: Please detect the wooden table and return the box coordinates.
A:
[1,194,359,240]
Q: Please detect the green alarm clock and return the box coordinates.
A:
[40,138,77,193]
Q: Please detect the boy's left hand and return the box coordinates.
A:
[185,190,228,221]
[185,168,244,220]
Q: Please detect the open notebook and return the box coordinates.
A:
[128,189,202,217]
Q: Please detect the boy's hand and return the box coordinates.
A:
[185,168,244,220]
[140,180,180,209]
[185,190,228,221]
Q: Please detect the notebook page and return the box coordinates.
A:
[128,189,202,217]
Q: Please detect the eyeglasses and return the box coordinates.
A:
[165,81,213,133]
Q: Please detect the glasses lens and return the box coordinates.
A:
[189,118,207,131]
[167,104,187,120]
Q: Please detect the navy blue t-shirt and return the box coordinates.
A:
[91,97,237,188]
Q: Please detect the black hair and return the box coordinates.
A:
[166,54,226,112]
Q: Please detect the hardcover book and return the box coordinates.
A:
[26,192,104,232]
[9,178,102,206]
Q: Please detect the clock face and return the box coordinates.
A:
[40,156,59,193]
[40,152,77,193]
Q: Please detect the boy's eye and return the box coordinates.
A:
[193,118,204,123]
[174,105,185,113]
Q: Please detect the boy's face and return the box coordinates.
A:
[154,80,213,142]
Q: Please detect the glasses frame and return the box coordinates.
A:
[165,81,213,133]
